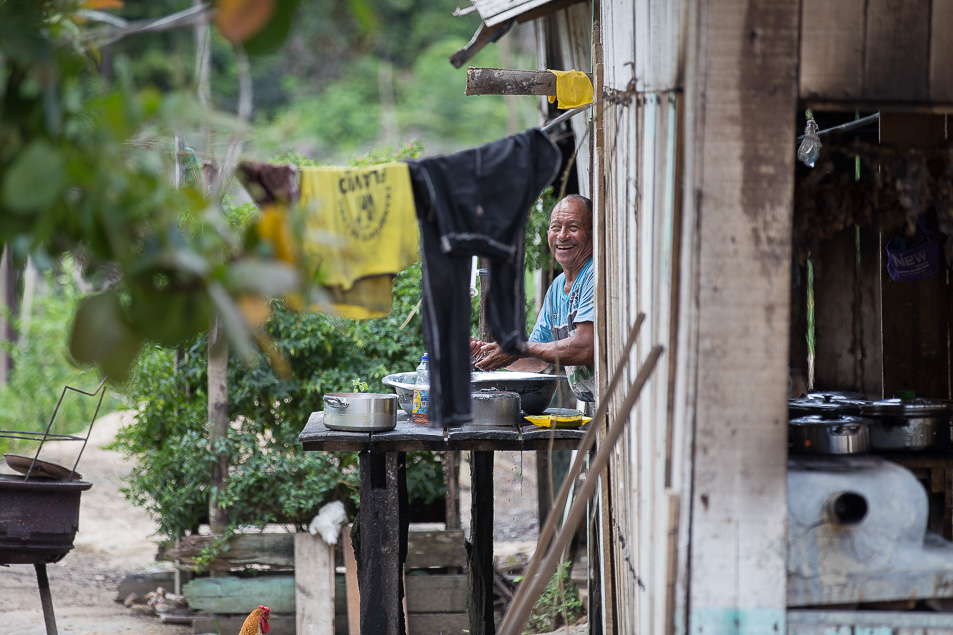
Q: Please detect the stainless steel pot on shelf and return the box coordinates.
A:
[788,414,870,455]
[470,388,520,426]
[860,397,953,452]
[322,393,398,432]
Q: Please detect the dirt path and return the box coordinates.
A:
[0,410,190,634]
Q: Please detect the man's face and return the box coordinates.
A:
[547,199,593,272]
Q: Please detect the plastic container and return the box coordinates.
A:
[412,354,429,424]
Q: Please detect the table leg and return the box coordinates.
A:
[358,451,408,635]
[468,450,495,634]
[35,563,58,635]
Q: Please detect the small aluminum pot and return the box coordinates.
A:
[789,414,870,455]
[323,393,397,432]
[470,389,520,427]
[860,397,953,452]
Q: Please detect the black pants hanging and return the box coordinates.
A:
[408,129,562,427]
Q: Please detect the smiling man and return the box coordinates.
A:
[471,194,596,404]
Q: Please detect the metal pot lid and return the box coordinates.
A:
[472,388,519,401]
[789,397,863,417]
[861,397,953,416]
[789,414,868,428]
[808,390,867,402]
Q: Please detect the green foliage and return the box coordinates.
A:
[524,186,560,274]
[525,561,585,633]
[115,264,435,545]
[0,2,301,382]
[0,257,122,455]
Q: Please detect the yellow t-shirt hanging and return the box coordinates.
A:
[547,69,593,109]
[299,163,419,319]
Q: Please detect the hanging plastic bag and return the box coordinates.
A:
[885,216,940,282]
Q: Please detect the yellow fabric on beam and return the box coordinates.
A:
[547,69,593,109]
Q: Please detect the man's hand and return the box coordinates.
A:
[470,339,519,371]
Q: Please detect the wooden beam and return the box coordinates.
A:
[679,0,798,630]
[798,0,865,101]
[467,67,556,96]
[465,67,592,96]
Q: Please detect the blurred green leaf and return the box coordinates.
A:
[69,289,144,383]
[243,0,300,56]
[2,140,65,214]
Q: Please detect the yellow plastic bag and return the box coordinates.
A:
[547,69,593,109]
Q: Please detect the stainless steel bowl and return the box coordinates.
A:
[382,370,561,415]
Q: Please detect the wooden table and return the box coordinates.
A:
[299,412,586,635]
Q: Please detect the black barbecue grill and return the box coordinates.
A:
[0,380,106,635]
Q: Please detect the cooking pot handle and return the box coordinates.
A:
[324,396,349,409]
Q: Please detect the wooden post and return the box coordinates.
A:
[294,533,335,635]
[342,528,360,635]
[468,451,495,634]
[465,67,593,97]
[357,451,407,635]
[208,318,229,537]
[444,451,460,530]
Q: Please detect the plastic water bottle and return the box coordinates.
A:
[412,354,430,424]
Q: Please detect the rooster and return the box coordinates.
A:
[239,605,271,635]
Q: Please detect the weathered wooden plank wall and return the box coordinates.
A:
[801,0,953,105]
[674,0,798,632]
[597,0,685,633]
[879,113,950,399]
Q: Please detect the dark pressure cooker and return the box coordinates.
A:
[860,397,953,452]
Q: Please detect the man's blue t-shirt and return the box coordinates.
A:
[529,258,595,402]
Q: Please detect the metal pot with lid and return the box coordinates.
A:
[860,397,953,451]
[470,388,520,427]
[323,393,398,432]
[789,413,870,455]
[788,392,869,418]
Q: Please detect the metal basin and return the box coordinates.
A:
[382,371,562,415]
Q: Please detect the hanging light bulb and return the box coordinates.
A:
[798,118,822,168]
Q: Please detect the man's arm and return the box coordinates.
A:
[474,322,594,371]
[526,321,594,367]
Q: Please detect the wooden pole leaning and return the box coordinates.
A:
[511,313,644,602]
[499,316,663,634]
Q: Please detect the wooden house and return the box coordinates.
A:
[463,0,953,632]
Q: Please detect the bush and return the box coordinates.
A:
[114,263,434,545]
